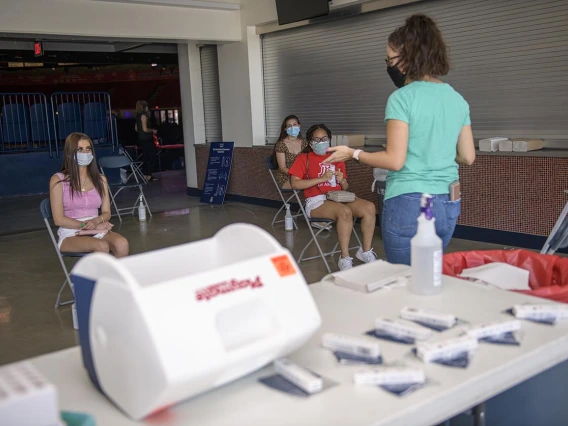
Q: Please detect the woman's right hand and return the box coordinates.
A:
[321,170,334,183]
[83,220,97,230]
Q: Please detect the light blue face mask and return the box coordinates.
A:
[77,152,94,166]
[286,126,301,138]
[311,141,329,155]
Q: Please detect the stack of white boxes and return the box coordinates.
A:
[479,137,543,153]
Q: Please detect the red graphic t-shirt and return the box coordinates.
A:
[288,152,347,199]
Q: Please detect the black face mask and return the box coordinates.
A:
[387,65,406,88]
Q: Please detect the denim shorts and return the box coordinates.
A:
[381,193,461,266]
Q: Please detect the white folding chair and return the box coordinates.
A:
[40,198,86,308]
[265,156,302,229]
[293,191,362,274]
[99,155,152,222]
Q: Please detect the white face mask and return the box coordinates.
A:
[77,152,94,166]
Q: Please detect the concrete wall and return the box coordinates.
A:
[0,0,241,41]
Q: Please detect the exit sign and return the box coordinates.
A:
[34,42,43,57]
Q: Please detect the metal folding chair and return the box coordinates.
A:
[265,156,302,229]
[99,155,152,222]
[119,146,145,183]
[40,198,87,309]
[292,191,362,274]
[541,189,568,255]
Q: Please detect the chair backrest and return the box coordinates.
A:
[40,198,52,220]
[265,156,276,170]
[1,103,30,143]
[99,155,132,169]
[83,102,108,140]
[57,102,82,138]
[30,103,56,142]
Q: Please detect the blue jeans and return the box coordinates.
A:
[382,193,461,265]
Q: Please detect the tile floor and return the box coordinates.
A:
[0,171,508,366]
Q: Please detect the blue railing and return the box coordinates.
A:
[0,93,56,156]
[50,92,117,154]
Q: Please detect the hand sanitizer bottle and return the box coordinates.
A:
[284,204,294,231]
[410,194,442,295]
[138,195,147,222]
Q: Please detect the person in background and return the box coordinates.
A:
[273,115,308,189]
[289,124,377,271]
[273,115,330,231]
[49,132,129,258]
[135,100,158,182]
[324,14,475,266]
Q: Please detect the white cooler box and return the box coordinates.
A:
[71,223,321,420]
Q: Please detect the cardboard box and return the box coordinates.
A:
[498,140,513,152]
[336,134,365,147]
[512,139,543,152]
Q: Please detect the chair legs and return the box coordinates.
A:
[298,219,362,274]
[272,192,300,230]
[54,278,74,309]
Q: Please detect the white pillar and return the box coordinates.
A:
[247,26,266,146]
[178,43,206,190]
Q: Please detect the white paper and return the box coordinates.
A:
[459,262,530,291]
[322,260,411,293]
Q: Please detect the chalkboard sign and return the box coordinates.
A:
[200,142,235,205]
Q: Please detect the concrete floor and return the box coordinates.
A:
[0,171,507,366]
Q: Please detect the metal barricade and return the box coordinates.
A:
[0,93,56,156]
[50,92,117,152]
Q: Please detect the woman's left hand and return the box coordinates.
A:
[323,146,355,164]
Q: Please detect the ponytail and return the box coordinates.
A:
[388,14,449,81]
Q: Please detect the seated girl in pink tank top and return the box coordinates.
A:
[49,132,129,258]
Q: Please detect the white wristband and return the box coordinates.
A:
[353,149,363,161]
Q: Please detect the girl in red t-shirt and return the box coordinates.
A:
[289,124,377,270]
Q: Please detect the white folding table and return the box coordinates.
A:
[30,276,568,426]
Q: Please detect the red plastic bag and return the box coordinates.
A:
[443,249,568,303]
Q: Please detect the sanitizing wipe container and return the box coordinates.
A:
[443,249,568,303]
[70,223,321,420]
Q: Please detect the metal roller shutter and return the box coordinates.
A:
[200,45,223,143]
[262,0,568,143]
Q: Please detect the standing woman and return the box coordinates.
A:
[135,100,158,182]
[273,115,308,189]
[49,132,129,257]
[325,14,475,265]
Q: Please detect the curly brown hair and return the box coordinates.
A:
[388,14,449,82]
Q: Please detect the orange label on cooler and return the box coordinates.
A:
[271,255,297,277]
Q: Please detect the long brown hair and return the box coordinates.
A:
[60,132,105,198]
[277,114,303,143]
[388,14,449,82]
[136,100,149,116]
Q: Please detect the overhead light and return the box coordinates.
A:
[89,0,239,10]
[151,63,158,67]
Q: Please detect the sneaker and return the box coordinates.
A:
[311,222,332,231]
[356,247,378,264]
[338,256,354,271]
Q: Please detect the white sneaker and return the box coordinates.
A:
[356,247,378,264]
[311,222,332,231]
[338,256,354,271]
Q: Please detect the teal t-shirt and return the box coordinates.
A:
[383,81,471,201]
